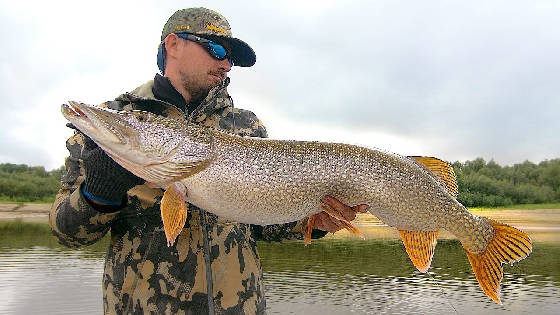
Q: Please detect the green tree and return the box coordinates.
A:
[0,163,63,202]
[453,158,560,207]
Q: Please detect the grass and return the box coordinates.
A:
[469,203,560,211]
[0,199,54,204]
[0,220,52,233]
[0,221,61,248]
[0,220,109,252]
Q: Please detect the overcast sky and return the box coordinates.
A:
[1,0,559,170]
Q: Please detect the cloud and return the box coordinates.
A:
[1,0,559,170]
[230,0,560,164]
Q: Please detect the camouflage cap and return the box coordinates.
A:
[161,7,256,67]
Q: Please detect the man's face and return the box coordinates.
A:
[173,36,232,103]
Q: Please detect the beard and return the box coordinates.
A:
[178,70,222,105]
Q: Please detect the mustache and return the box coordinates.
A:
[208,70,227,80]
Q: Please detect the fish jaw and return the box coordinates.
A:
[62,102,126,147]
[61,101,215,185]
[61,102,169,179]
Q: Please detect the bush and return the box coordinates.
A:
[1,157,559,206]
[0,163,62,202]
[454,158,560,207]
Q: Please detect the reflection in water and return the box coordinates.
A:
[0,223,559,314]
[0,247,104,314]
[260,240,560,315]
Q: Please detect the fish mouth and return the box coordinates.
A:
[61,103,87,121]
[61,101,127,146]
[63,102,87,118]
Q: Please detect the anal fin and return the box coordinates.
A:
[160,182,188,246]
[399,230,439,273]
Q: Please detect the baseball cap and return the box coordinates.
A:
[160,7,256,67]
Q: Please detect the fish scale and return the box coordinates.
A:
[61,101,532,305]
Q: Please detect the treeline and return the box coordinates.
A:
[0,163,64,202]
[0,158,559,207]
[453,158,560,207]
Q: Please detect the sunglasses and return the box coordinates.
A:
[176,33,233,66]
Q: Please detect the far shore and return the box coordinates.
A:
[0,202,54,223]
[2,202,559,242]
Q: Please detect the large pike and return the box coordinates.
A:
[61,101,532,304]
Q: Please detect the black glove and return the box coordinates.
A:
[82,142,144,206]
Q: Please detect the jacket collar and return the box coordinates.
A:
[115,76,232,122]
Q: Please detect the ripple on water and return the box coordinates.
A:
[0,237,559,314]
[0,246,105,315]
[263,265,560,315]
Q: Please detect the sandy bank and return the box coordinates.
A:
[1,203,559,242]
[330,209,560,243]
[0,202,52,223]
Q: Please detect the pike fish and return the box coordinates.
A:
[61,101,532,304]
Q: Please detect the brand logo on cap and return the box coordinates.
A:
[205,24,227,34]
[174,25,191,32]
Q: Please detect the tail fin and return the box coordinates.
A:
[463,218,532,304]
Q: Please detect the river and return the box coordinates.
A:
[0,207,558,314]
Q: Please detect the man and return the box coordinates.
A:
[50,7,367,314]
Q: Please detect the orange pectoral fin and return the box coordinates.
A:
[160,182,188,247]
[399,230,439,273]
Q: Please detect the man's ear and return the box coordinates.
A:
[164,34,181,58]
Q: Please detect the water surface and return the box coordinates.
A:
[0,223,558,314]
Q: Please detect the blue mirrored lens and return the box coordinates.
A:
[205,42,233,66]
[207,42,227,59]
[177,33,233,65]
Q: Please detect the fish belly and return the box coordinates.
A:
[183,169,335,225]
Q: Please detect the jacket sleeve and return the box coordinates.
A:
[49,131,120,248]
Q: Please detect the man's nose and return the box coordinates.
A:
[219,58,232,72]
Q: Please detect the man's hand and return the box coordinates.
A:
[81,134,144,208]
[311,196,369,233]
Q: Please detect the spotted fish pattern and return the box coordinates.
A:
[61,94,532,305]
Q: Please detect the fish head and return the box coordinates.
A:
[61,101,214,184]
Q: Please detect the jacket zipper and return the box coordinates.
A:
[201,210,216,315]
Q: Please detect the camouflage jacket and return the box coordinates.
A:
[50,78,320,314]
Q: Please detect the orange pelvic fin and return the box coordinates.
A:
[160,182,188,246]
[320,204,365,239]
[339,220,365,239]
[303,212,364,245]
[303,215,317,245]
[464,219,532,304]
[399,230,439,273]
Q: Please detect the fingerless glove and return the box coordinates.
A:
[82,145,144,206]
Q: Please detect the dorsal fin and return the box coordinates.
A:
[409,156,458,197]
